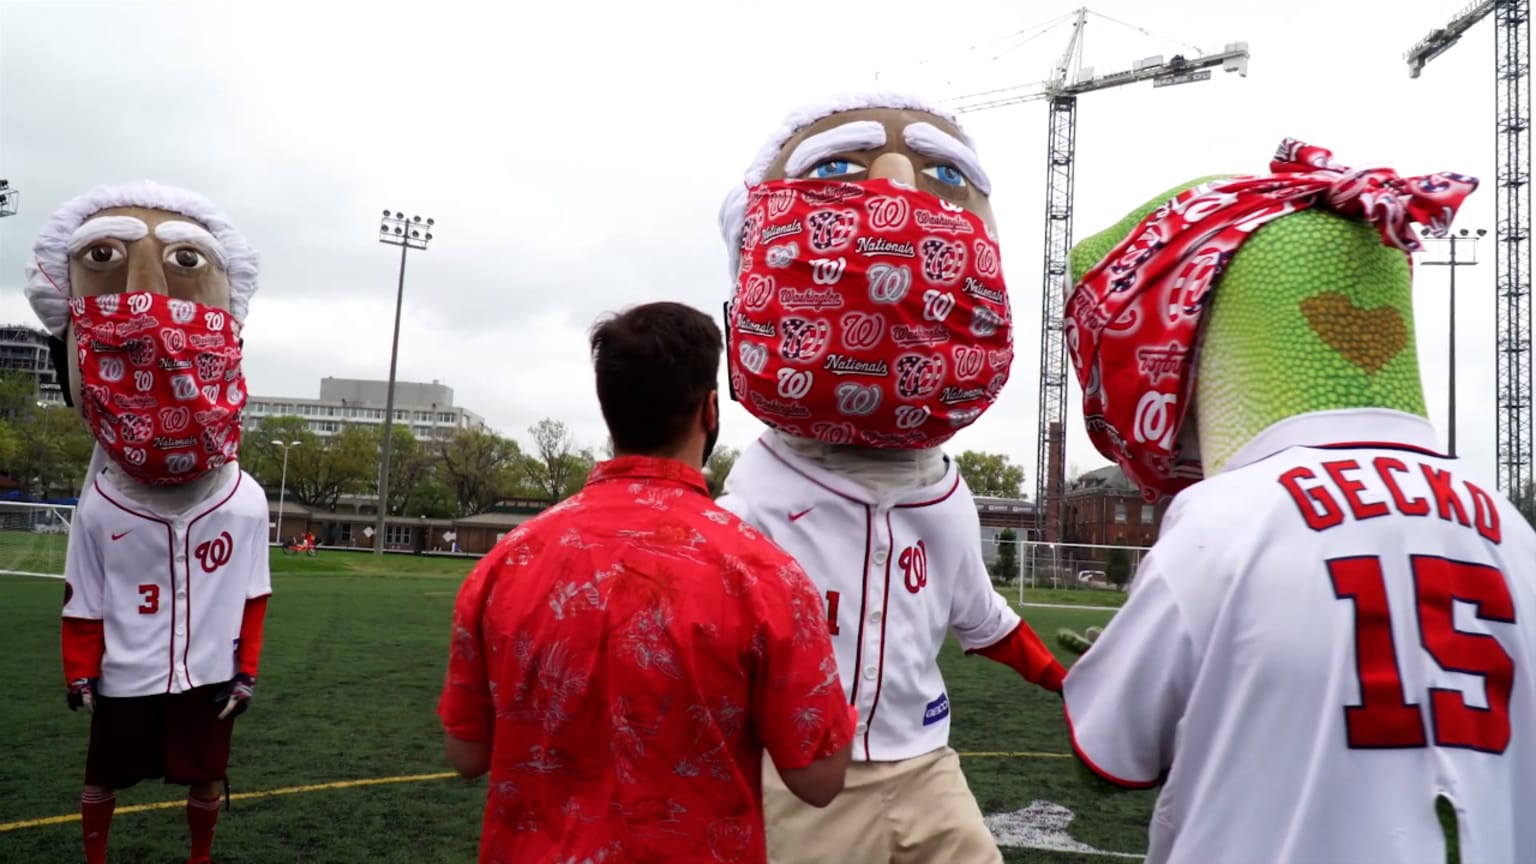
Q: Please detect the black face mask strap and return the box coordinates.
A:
[722,300,740,403]
[47,334,74,408]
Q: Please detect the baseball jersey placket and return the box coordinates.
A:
[855,500,897,760]
[171,514,193,690]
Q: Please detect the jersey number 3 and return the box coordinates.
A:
[1330,554,1515,754]
[137,584,160,615]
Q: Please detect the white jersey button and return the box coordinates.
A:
[873,550,888,566]
[855,722,867,735]
[863,666,877,681]
[869,610,882,624]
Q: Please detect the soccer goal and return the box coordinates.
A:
[1004,540,1149,605]
[0,501,74,579]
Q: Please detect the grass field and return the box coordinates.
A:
[0,544,1148,863]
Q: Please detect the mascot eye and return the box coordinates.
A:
[809,159,865,179]
[85,245,124,265]
[924,164,968,188]
[166,247,208,271]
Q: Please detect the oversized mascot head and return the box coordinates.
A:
[25,181,259,487]
[718,93,1013,451]
[1064,139,1477,503]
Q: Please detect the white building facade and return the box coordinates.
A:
[243,377,488,440]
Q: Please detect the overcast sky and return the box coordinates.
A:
[0,0,1504,488]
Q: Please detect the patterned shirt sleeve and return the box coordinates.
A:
[749,554,857,772]
[438,556,497,742]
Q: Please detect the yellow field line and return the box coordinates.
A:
[0,772,458,833]
[1,752,1073,833]
[959,750,1073,758]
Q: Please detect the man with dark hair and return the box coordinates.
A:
[438,301,856,864]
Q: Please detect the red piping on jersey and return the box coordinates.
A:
[1310,441,1447,458]
[182,474,243,689]
[1061,700,1160,790]
[848,506,873,711]
[94,478,179,693]
[892,471,962,509]
[861,511,899,760]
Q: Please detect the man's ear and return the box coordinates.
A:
[48,334,74,408]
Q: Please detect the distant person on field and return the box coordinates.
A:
[437,301,856,863]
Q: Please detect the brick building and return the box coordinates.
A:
[1063,465,1166,547]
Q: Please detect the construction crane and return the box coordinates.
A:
[1406,1,1532,499]
[943,9,1250,544]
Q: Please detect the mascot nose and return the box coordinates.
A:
[868,152,917,187]
[125,247,169,297]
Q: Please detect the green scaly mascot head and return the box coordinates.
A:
[1054,140,1477,654]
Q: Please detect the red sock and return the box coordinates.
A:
[186,794,222,863]
[80,790,115,864]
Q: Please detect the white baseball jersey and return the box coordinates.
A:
[1064,409,1536,864]
[62,464,273,698]
[718,431,1020,762]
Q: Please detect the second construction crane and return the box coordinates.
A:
[1406,1,1532,500]
[946,9,1250,543]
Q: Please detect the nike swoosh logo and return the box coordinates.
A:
[111,531,131,541]
[788,507,814,522]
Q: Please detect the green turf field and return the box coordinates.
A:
[0,549,1146,863]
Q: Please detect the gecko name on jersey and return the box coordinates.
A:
[718,433,1020,761]
[63,467,273,697]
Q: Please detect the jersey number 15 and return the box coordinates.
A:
[1330,554,1515,754]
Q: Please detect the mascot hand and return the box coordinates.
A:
[67,677,97,713]
[216,673,256,720]
[1056,625,1103,657]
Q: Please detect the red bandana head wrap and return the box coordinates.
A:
[1065,138,1478,501]
[726,177,1012,449]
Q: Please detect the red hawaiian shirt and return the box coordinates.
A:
[439,456,856,864]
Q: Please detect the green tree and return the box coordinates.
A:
[990,527,1019,584]
[0,420,19,472]
[0,372,36,421]
[524,418,591,501]
[375,424,435,515]
[1513,479,1536,529]
[5,403,94,497]
[1104,547,1133,589]
[402,477,460,520]
[242,416,374,511]
[439,428,523,515]
[704,446,740,498]
[954,450,1026,498]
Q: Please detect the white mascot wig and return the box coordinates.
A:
[24,180,260,337]
[716,90,975,281]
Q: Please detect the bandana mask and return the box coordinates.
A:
[726,177,1013,450]
[1066,138,1478,501]
[68,292,247,485]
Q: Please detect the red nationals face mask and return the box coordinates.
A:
[68,291,246,485]
[726,177,1013,450]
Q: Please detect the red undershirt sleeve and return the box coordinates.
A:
[62,618,105,682]
[236,595,268,677]
[969,621,1067,692]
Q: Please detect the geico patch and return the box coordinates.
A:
[923,692,950,726]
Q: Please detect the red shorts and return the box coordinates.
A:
[84,683,236,790]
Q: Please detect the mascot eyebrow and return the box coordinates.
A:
[67,216,149,257]
[155,220,229,268]
[785,120,886,177]
[905,122,992,195]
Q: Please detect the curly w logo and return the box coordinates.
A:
[195,531,235,573]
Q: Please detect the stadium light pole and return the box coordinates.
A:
[0,179,19,218]
[1421,227,1486,458]
[272,440,301,545]
[374,210,435,555]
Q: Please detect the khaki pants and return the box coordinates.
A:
[763,746,1003,864]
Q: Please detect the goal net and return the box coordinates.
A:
[992,539,1150,604]
[0,501,74,579]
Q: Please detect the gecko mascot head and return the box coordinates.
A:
[718,92,1013,457]
[24,181,259,488]
[1065,139,1477,503]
